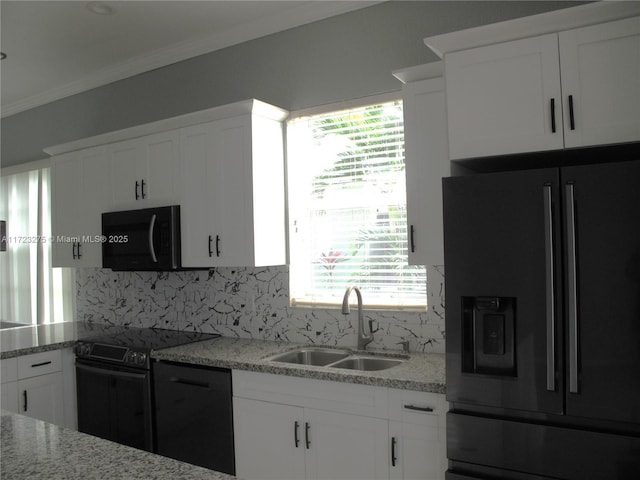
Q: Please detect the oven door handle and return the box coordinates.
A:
[76,362,148,380]
[148,214,158,263]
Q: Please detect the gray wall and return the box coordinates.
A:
[1,1,581,167]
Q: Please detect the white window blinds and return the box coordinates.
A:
[288,100,426,309]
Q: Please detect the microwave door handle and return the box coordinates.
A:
[148,214,158,263]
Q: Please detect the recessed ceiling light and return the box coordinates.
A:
[86,2,116,16]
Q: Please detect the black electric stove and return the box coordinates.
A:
[75,326,219,370]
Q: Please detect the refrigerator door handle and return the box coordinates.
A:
[566,182,579,394]
[543,184,556,392]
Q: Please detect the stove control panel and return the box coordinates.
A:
[125,351,148,367]
[75,341,150,369]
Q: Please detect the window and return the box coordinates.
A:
[287,98,426,309]
[0,164,74,325]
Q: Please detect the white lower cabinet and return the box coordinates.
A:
[0,348,75,428]
[305,407,389,480]
[233,398,306,480]
[233,370,446,480]
[388,389,447,480]
[1,357,19,412]
[17,372,64,424]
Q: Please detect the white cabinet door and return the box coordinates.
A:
[402,76,449,266]
[142,130,181,207]
[51,151,82,266]
[1,358,19,413]
[305,408,389,480]
[180,113,285,268]
[388,388,447,480]
[180,120,231,268]
[1,381,19,412]
[109,138,142,208]
[233,397,306,480]
[445,33,563,159]
[51,147,109,267]
[109,131,180,209]
[389,421,441,480]
[17,372,64,425]
[212,115,255,267]
[559,16,640,148]
[76,146,111,267]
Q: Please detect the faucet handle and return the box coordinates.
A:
[368,320,381,334]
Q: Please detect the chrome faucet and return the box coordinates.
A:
[342,286,375,350]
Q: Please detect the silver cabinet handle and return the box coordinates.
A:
[565,182,579,394]
[148,214,158,263]
[543,184,556,392]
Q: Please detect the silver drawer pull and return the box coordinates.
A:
[404,404,434,413]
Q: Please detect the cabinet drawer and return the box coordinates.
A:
[389,388,443,427]
[1,358,18,383]
[17,350,62,379]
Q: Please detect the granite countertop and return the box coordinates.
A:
[0,322,78,358]
[0,410,237,480]
[0,322,124,359]
[153,336,446,393]
[1,322,445,393]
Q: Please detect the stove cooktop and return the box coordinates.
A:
[75,326,220,369]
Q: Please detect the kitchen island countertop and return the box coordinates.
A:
[1,410,237,480]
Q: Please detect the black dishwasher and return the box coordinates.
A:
[153,361,235,475]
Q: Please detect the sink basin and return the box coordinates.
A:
[328,355,405,371]
[269,347,351,366]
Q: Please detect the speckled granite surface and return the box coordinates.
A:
[0,322,125,359]
[1,322,445,393]
[153,336,446,393]
[0,322,78,359]
[1,411,237,480]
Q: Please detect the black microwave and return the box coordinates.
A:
[102,206,181,271]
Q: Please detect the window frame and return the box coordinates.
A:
[286,93,427,312]
[1,159,75,325]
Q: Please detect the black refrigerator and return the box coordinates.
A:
[442,157,640,479]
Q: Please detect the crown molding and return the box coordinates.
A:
[424,1,640,58]
[1,1,381,118]
[43,99,288,156]
[392,62,443,84]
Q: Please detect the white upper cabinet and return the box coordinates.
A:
[47,100,287,269]
[180,104,286,268]
[51,146,111,267]
[445,33,563,159]
[559,16,640,148]
[429,5,640,160]
[109,130,181,210]
[395,63,449,266]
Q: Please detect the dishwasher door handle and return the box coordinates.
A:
[168,377,210,389]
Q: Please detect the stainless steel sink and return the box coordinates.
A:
[269,347,351,366]
[328,355,405,371]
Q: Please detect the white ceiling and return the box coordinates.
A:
[0,0,379,117]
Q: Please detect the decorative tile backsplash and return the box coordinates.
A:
[75,265,445,353]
